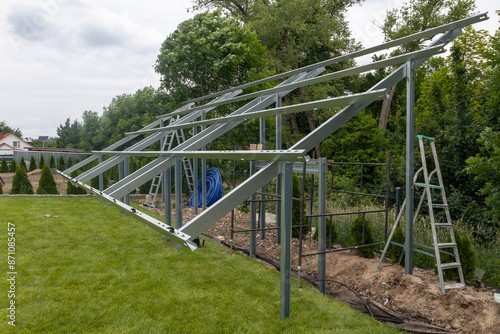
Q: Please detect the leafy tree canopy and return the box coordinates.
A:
[155,10,268,101]
[0,120,22,138]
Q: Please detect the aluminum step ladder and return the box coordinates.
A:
[144,116,195,207]
[377,135,465,292]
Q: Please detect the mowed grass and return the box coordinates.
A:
[0,197,399,334]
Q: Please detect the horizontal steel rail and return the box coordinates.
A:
[93,149,308,162]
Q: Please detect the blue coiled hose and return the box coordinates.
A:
[189,167,223,208]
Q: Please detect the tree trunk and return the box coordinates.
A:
[379,84,397,129]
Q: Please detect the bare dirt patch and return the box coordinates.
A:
[138,199,499,334]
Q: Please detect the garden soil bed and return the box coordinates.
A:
[140,198,499,334]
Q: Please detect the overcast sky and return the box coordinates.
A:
[0,0,498,140]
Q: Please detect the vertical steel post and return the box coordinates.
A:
[250,161,257,257]
[175,158,183,229]
[98,154,104,191]
[280,161,293,319]
[318,157,327,294]
[201,111,207,210]
[396,187,401,219]
[118,160,124,203]
[405,60,415,274]
[243,170,248,210]
[259,115,266,240]
[384,151,392,241]
[193,126,198,215]
[164,168,172,226]
[276,93,282,244]
[124,156,130,205]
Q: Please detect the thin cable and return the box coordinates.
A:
[189,167,223,208]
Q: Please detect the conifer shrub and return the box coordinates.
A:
[66,171,87,195]
[313,217,339,244]
[0,157,8,173]
[29,156,37,172]
[19,157,27,171]
[36,164,59,195]
[10,167,34,194]
[292,173,309,238]
[58,156,65,170]
[387,226,405,264]
[0,181,3,194]
[39,154,46,168]
[349,215,376,258]
[49,155,56,168]
[9,159,17,172]
[66,156,73,168]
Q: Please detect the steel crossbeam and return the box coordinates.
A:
[102,69,325,199]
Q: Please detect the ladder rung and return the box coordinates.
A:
[436,242,457,248]
[433,223,453,227]
[443,283,466,290]
[429,203,448,208]
[440,262,461,269]
[415,183,443,189]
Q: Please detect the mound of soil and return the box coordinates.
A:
[139,199,499,334]
[0,168,67,194]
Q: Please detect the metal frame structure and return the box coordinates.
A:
[59,13,488,319]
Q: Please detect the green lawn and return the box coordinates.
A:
[0,197,400,333]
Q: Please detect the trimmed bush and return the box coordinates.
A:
[9,159,17,172]
[29,156,37,171]
[67,171,87,195]
[49,155,56,168]
[387,226,405,264]
[39,154,46,168]
[349,215,376,258]
[313,217,339,244]
[292,173,309,238]
[58,156,65,170]
[36,164,59,195]
[19,157,27,171]
[0,181,3,194]
[0,157,8,173]
[10,167,34,194]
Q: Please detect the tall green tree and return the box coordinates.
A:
[80,110,101,152]
[39,154,46,169]
[19,157,27,171]
[9,159,17,173]
[155,10,268,101]
[56,118,81,149]
[0,120,22,137]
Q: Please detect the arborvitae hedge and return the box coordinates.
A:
[49,155,56,168]
[19,157,27,171]
[0,157,8,173]
[10,167,34,194]
[36,164,59,195]
[0,181,3,194]
[292,173,309,238]
[29,156,37,172]
[349,215,376,258]
[9,159,17,172]
[39,154,46,168]
[58,156,65,170]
